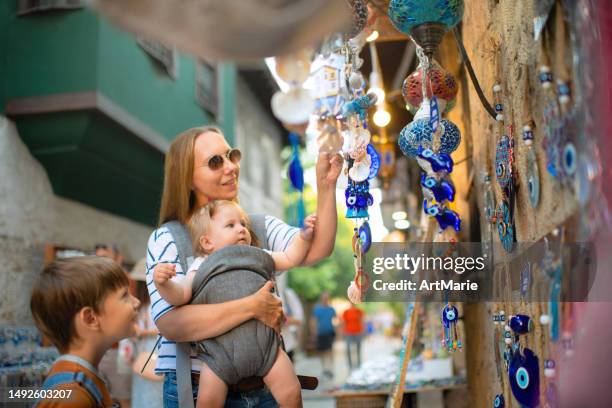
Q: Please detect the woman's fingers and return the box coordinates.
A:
[253,281,283,332]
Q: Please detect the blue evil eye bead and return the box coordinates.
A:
[358,222,372,253]
[424,202,440,217]
[387,0,464,35]
[562,142,577,176]
[509,348,540,407]
[509,314,533,335]
[420,173,456,202]
[441,304,459,327]
[367,144,381,180]
[346,194,357,207]
[496,201,514,253]
[526,148,540,208]
[422,174,437,189]
[356,194,368,208]
[437,207,461,231]
[495,135,513,191]
[398,119,461,158]
[416,145,454,174]
[493,394,504,408]
[495,103,503,112]
[366,193,374,206]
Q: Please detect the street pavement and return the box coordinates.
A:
[294,334,402,408]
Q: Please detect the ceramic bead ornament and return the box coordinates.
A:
[402,64,458,111]
[523,123,540,208]
[398,118,461,158]
[421,173,455,202]
[388,0,464,57]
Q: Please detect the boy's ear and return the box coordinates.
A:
[199,235,213,253]
[78,306,100,331]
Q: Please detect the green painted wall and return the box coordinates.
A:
[2,4,98,101]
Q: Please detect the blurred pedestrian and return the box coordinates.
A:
[310,292,336,379]
[342,304,364,370]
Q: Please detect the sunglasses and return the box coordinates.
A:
[201,148,242,171]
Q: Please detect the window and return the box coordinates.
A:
[196,60,220,119]
[137,37,179,79]
[17,0,84,15]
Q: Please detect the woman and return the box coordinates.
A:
[146,126,341,407]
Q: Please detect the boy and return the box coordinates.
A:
[31,256,140,407]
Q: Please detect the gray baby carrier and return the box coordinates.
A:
[155,214,276,408]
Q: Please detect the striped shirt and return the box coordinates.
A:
[146,215,299,373]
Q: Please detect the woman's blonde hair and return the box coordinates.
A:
[188,200,260,255]
[158,126,224,226]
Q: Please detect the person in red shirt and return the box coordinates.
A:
[342,304,365,370]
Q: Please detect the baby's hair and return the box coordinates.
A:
[188,200,260,256]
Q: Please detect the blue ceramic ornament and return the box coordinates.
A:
[345,180,373,219]
[508,348,540,407]
[421,173,455,202]
[424,199,461,232]
[526,148,540,208]
[367,144,380,180]
[496,200,515,253]
[358,221,372,253]
[388,0,464,34]
[398,119,461,158]
[509,314,534,335]
[493,394,504,408]
[288,133,304,192]
[416,146,454,174]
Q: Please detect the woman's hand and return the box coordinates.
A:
[315,152,343,191]
[249,281,284,333]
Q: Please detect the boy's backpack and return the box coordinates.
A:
[37,355,112,408]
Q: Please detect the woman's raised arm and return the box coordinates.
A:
[302,152,343,266]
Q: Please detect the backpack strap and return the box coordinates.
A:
[249,214,268,251]
[38,371,103,407]
[161,221,197,408]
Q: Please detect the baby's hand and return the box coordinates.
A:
[300,215,317,241]
[153,263,176,285]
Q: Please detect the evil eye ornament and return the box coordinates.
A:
[562,142,577,176]
[416,146,454,174]
[508,348,540,407]
[495,135,513,192]
[358,222,372,253]
[367,144,381,180]
[424,199,461,232]
[526,148,540,208]
[398,119,461,158]
[509,314,534,335]
[442,305,458,324]
[493,394,505,408]
[496,200,515,253]
[421,173,455,202]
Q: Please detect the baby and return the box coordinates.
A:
[154,200,314,408]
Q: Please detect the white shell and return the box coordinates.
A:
[271,89,314,125]
[347,281,362,304]
[539,314,551,325]
[524,139,533,146]
[349,155,372,182]
[493,84,502,93]
[496,114,504,121]
[544,368,556,378]
[540,65,551,73]
[504,337,513,345]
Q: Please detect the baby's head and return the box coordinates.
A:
[189,200,259,256]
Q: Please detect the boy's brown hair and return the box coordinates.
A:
[188,200,260,256]
[30,256,129,353]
